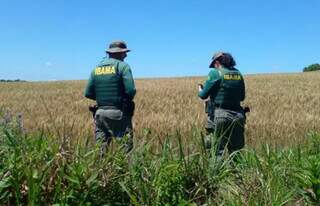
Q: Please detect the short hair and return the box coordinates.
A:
[108,52,125,59]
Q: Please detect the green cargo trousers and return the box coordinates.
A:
[94,107,133,152]
[206,108,245,156]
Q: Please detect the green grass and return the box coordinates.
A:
[0,114,320,205]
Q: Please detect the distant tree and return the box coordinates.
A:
[303,63,320,72]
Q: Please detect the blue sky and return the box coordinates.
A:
[0,0,319,80]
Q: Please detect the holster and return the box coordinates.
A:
[243,106,250,114]
[89,105,98,117]
[205,99,215,117]
[123,100,135,117]
[242,106,250,124]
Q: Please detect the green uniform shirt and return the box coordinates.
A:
[198,67,245,110]
[84,57,136,106]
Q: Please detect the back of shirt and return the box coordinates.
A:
[94,59,124,106]
[214,68,245,110]
[84,58,136,107]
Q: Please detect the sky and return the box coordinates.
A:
[0,0,319,81]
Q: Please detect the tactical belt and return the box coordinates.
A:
[98,105,122,110]
[98,101,135,116]
[215,104,242,111]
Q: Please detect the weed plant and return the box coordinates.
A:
[0,114,320,205]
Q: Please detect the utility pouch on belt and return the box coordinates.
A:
[123,100,135,116]
[205,99,215,115]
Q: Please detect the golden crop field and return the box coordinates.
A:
[1,71,320,148]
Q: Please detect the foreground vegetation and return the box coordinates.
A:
[1,114,320,205]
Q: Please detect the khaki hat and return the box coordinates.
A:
[106,40,131,53]
[209,52,224,68]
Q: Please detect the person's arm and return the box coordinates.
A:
[122,64,136,100]
[84,71,96,100]
[198,70,221,99]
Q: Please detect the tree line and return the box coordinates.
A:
[0,79,27,82]
[303,63,320,72]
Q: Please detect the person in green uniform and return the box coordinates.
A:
[84,40,136,152]
[198,52,245,158]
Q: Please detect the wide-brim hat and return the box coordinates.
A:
[209,52,224,68]
[106,40,131,53]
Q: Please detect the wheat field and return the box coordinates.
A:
[1,71,320,148]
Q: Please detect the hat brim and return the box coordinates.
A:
[106,48,131,53]
[209,52,223,68]
[209,60,215,68]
